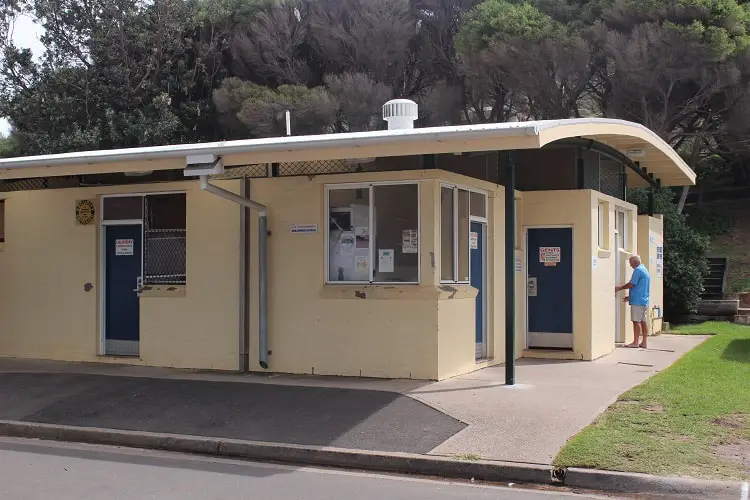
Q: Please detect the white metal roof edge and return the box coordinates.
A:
[0,120,539,169]
[0,118,693,185]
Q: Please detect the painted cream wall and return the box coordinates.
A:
[520,190,593,359]
[0,180,242,370]
[245,169,509,380]
[589,193,638,358]
[637,214,665,333]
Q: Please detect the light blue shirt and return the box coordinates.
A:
[628,264,651,306]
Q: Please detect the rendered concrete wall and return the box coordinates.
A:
[638,214,665,334]
[246,170,509,380]
[0,180,242,370]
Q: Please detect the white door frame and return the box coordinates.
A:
[615,230,624,343]
[524,225,575,349]
[471,218,488,360]
[99,219,144,355]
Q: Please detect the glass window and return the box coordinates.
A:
[143,193,186,285]
[440,187,454,281]
[327,183,419,283]
[457,189,470,281]
[440,185,486,282]
[373,184,419,283]
[102,196,143,220]
[597,201,607,249]
[0,199,5,243]
[470,191,486,218]
[615,211,627,249]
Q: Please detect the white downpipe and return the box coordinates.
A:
[200,175,270,370]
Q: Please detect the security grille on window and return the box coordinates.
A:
[441,185,487,282]
[144,194,186,285]
[327,183,419,283]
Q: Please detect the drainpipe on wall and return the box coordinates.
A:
[199,175,270,370]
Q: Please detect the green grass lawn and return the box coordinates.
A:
[554,322,750,480]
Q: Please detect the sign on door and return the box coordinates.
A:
[539,246,561,266]
[115,239,134,256]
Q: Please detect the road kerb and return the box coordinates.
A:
[0,420,745,499]
[564,467,744,499]
[0,420,550,484]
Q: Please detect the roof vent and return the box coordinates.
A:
[383,99,418,130]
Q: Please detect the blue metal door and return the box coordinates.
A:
[527,227,573,349]
[105,224,142,356]
[470,221,487,359]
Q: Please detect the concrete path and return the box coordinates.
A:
[410,335,709,464]
[0,334,707,465]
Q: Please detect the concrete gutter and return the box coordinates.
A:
[0,420,745,499]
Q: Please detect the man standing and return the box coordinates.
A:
[615,255,651,348]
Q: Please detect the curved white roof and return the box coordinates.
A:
[0,118,695,187]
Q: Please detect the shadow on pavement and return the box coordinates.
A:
[0,372,466,478]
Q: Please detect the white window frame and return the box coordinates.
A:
[440,183,488,284]
[325,181,421,285]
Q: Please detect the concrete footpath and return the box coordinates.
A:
[0,334,745,499]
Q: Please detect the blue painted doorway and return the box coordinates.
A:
[526,227,573,349]
[470,221,487,359]
[104,224,142,356]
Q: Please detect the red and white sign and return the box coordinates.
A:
[539,246,561,264]
[115,239,134,256]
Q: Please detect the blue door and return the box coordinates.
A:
[527,228,573,349]
[105,225,142,356]
[470,221,487,359]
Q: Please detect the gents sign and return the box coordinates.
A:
[539,246,561,266]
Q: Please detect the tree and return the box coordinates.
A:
[0,0,238,155]
[213,72,391,137]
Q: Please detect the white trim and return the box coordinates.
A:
[440,182,488,284]
[324,181,421,285]
[472,220,489,360]
[100,219,143,226]
[524,225,575,350]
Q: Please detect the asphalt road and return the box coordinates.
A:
[0,372,464,453]
[0,438,622,500]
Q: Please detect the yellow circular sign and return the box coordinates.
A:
[76,199,95,225]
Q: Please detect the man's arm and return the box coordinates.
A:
[616,268,641,293]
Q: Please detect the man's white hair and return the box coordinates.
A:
[630,254,642,264]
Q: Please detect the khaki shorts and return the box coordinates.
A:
[631,305,648,323]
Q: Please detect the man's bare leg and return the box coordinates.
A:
[639,321,649,348]
[628,321,640,347]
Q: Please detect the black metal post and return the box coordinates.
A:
[505,151,516,386]
[648,188,655,216]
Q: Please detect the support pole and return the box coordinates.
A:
[505,151,516,385]
[258,213,269,369]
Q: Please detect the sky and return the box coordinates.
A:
[1,15,45,136]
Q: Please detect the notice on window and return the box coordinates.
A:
[115,239,134,256]
[515,258,522,272]
[592,256,598,270]
[402,229,418,254]
[470,232,479,250]
[378,249,394,273]
[355,255,368,274]
[539,246,561,266]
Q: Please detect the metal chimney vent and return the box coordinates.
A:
[383,99,418,130]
